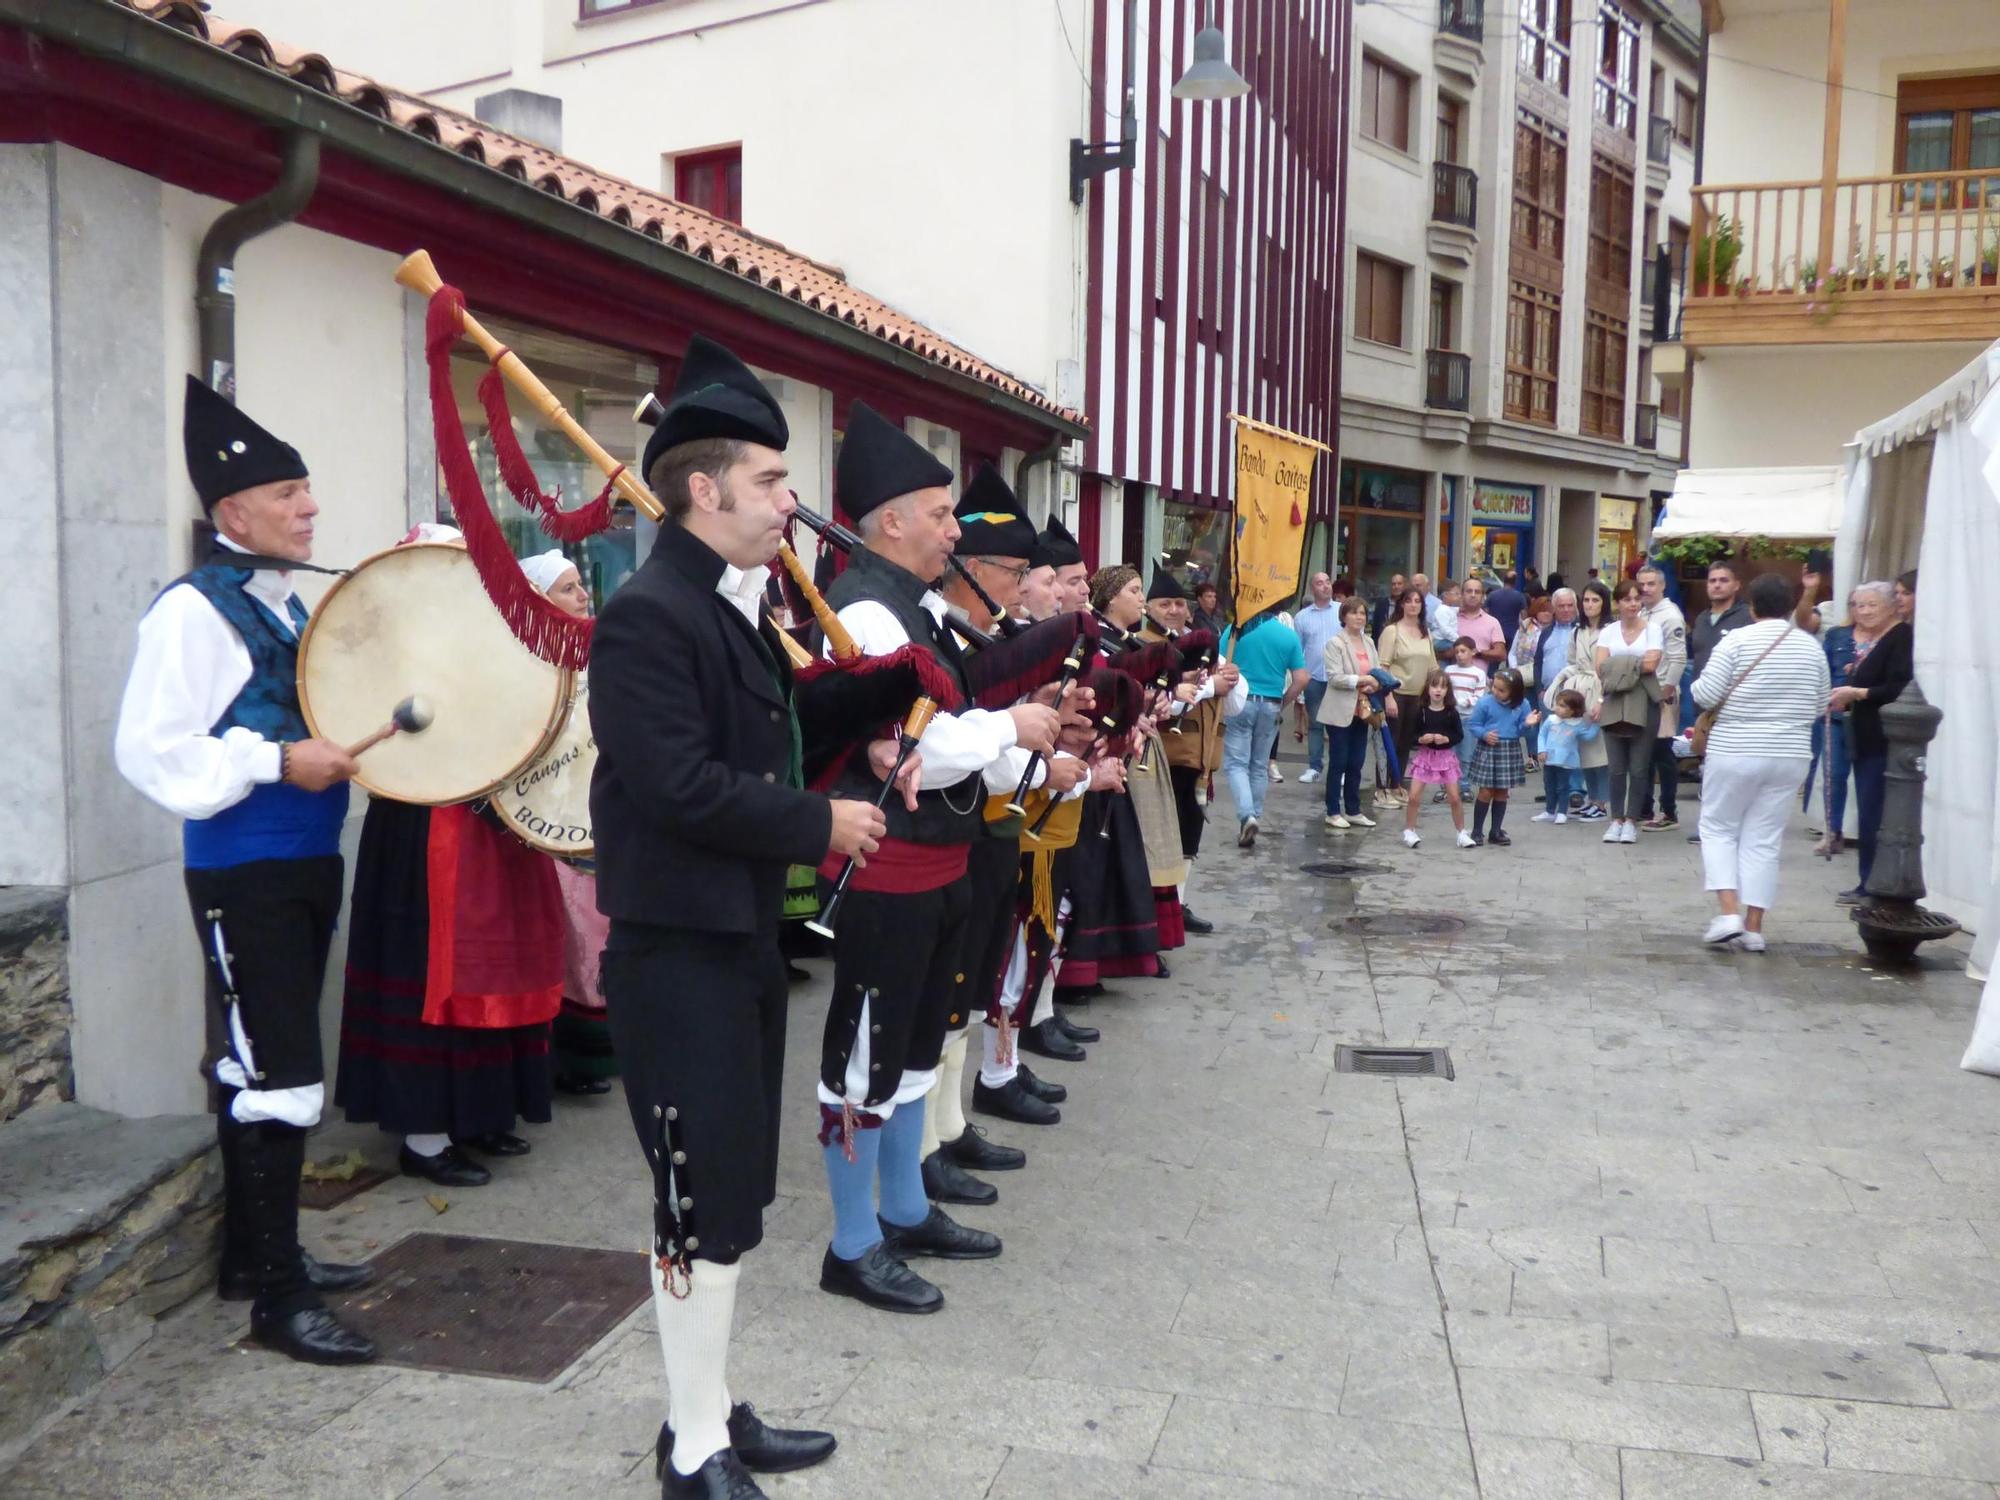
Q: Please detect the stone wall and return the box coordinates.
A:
[0,888,71,1122]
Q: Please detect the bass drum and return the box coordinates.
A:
[490,680,595,859]
[297,541,571,805]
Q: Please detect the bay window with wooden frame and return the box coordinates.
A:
[1581,311,1629,441]
[1511,110,1568,263]
[1587,154,1635,291]
[1594,3,1640,137]
[1518,0,1572,94]
[1505,282,1560,426]
[1355,252,1409,349]
[1895,74,2000,210]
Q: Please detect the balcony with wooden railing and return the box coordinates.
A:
[1684,169,2000,346]
[1432,162,1478,229]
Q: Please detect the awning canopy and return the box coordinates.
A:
[1653,465,1846,539]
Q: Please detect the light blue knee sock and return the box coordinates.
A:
[823,1125,883,1261]
[876,1101,932,1229]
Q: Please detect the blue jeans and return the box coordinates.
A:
[1582,763,1609,806]
[1804,714,1853,833]
[1301,679,1330,772]
[1223,697,1283,823]
[1454,734,1477,780]
[1322,719,1370,817]
[1542,764,1575,813]
[1853,750,1888,890]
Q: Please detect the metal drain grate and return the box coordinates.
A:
[1335,1045,1455,1080]
[1342,913,1467,937]
[1300,861,1393,879]
[321,1232,650,1383]
[300,1164,394,1212]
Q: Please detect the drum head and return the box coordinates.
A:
[491,681,595,857]
[299,542,571,805]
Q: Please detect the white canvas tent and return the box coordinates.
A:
[1834,341,2000,1073]
[1654,465,1846,540]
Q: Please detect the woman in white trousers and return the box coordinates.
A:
[1690,573,1832,951]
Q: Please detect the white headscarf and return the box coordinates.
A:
[399,522,463,547]
[519,549,577,595]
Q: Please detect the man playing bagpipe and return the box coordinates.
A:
[918,469,1092,1204]
[813,405,1065,1315]
[590,337,901,1498]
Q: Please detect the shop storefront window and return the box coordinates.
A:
[1597,495,1641,577]
[440,315,657,613]
[1468,480,1538,579]
[1338,463,1425,600]
[1162,500,1230,595]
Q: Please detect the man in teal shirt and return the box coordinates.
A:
[1219,608,1308,847]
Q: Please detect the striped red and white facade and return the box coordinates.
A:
[1080,0,1352,561]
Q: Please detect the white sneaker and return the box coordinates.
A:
[1238,816,1259,849]
[1325,813,1350,830]
[1348,813,1376,828]
[1618,821,1638,844]
[1455,830,1477,849]
[1298,768,1321,784]
[1552,813,1568,825]
[1739,931,1768,953]
[1602,822,1622,844]
[1704,913,1746,945]
[1268,766,1285,783]
[1402,828,1421,848]
[1531,811,1557,823]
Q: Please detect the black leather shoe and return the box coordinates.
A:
[940,1125,1025,1172]
[248,1304,377,1365]
[399,1144,491,1187]
[1182,909,1216,935]
[785,961,811,984]
[1053,983,1102,1008]
[972,1075,1060,1125]
[878,1205,1002,1260]
[457,1131,531,1157]
[922,1149,997,1205]
[656,1403,836,1478]
[660,1446,767,1499]
[220,1249,377,1303]
[556,1073,614,1096]
[1054,1011,1100,1044]
[819,1242,943,1313]
[1154,959,1173,979]
[1020,1017,1085,1062]
[1015,1064,1067,1105]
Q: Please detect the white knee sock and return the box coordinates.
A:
[652,1254,739,1476]
[919,1071,942,1159]
[978,1019,1018,1089]
[935,1029,970,1143]
[405,1132,450,1157]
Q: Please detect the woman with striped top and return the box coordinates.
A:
[1690,573,1832,950]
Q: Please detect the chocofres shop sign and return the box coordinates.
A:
[1471,483,1536,521]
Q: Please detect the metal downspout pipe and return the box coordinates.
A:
[195,131,322,397]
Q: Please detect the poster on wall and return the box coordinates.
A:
[1229,414,1325,629]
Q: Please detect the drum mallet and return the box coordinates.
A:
[344,695,434,757]
[805,697,937,940]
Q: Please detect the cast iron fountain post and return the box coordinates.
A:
[1851,680,1961,963]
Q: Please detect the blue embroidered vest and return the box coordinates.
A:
[177,563,349,869]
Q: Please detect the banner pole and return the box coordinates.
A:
[1225,416,1241,663]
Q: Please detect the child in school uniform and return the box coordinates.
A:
[1402,669,1476,851]
[1464,667,1541,846]
[1531,688,1602,826]
[1444,637,1488,784]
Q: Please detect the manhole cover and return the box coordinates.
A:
[1342,913,1467,936]
[1300,861,1392,879]
[300,1163,394,1212]
[1335,1045,1455,1080]
[321,1232,649,1382]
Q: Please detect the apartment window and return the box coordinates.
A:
[1511,110,1568,267]
[1895,74,2000,207]
[1519,0,1572,93]
[1587,154,1635,291]
[1505,281,1560,425]
[1667,218,1690,292]
[1429,277,1459,349]
[1650,66,1666,117]
[1673,84,1698,147]
[1594,4,1640,137]
[1581,311,1628,439]
[674,146,742,223]
[1361,53,1415,153]
[1660,366,1684,420]
[1355,253,1409,348]
[1437,94,1464,165]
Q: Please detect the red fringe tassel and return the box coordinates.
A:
[474,368,620,543]
[424,288,595,672]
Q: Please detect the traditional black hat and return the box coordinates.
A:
[1146,566,1188,602]
[952,464,1038,559]
[183,376,308,511]
[1033,514,1084,570]
[642,335,789,481]
[836,400,953,519]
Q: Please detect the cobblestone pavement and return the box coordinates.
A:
[7,766,1998,1499]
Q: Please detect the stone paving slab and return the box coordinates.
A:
[4,771,1995,1497]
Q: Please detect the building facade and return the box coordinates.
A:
[211,0,1352,581]
[1339,0,1701,597]
[1673,0,2000,480]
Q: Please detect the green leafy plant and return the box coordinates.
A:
[1692,215,1743,293]
[1651,534,1736,568]
[1743,536,1815,562]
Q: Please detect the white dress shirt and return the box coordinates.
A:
[115,537,296,821]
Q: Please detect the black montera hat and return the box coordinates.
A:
[642,335,789,481]
[952,465,1038,560]
[836,400,953,519]
[183,376,309,511]
[1032,514,1084,570]
[1146,566,1188,602]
